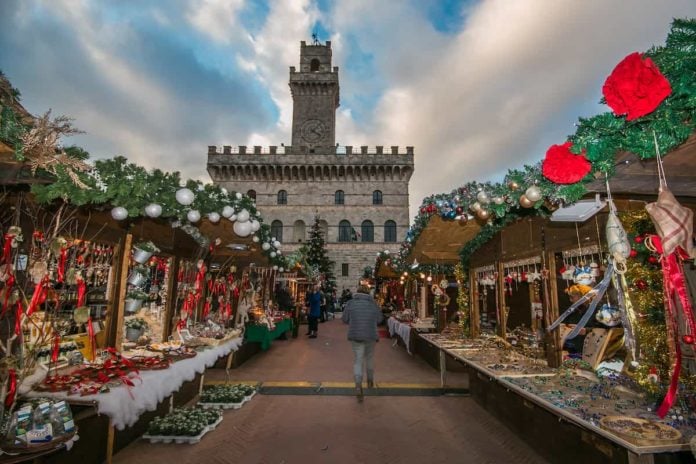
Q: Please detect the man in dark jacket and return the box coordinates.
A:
[307,284,322,338]
[342,285,383,402]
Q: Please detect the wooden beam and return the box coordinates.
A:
[162,257,179,342]
[545,250,562,367]
[497,260,506,339]
[113,234,133,351]
[469,269,480,338]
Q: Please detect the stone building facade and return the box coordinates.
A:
[207,40,414,291]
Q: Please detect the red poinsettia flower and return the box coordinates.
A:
[602,52,671,121]
[542,142,591,184]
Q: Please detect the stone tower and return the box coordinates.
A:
[207,40,414,292]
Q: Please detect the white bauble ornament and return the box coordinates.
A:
[233,220,252,237]
[220,188,228,195]
[229,214,237,222]
[175,188,195,206]
[276,250,282,255]
[262,242,271,251]
[187,210,201,223]
[525,185,542,202]
[470,202,482,212]
[237,209,250,223]
[145,203,162,218]
[235,192,242,199]
[221,205,234,218]
[270,251,277,258]
[111,206,128,221]
[476,191,490,204]
[252,236,260,243]
[251,220,260,232]
[273,240,281,249]
[493,196,505,205]
[207,212,221,223]
[273,265,279,271]
[279,267,284,272]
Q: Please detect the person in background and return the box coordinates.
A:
[306,284,322,338]
[319,288,328,323]
[342,285,383,402]
[562,284,601,357]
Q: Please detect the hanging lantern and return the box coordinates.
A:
[175,188,195,206]
[519,195,534,208]
[525,185,542,202]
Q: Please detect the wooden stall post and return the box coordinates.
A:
[469,269,480,338]
[497,261,507,339]
[113,233,133,351]
[544,250,562,367]
[162,257,179,342]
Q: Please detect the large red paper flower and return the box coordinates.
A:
[602,52,671,121]
[542,142,591,184]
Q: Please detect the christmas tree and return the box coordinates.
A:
[306,215,336,295]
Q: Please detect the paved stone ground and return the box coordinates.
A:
[114,319,550,464]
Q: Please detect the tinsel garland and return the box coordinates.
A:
[620,210,696,396]
[454,263,470,337]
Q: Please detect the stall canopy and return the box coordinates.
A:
[406,215,481,265]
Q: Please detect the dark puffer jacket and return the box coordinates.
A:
[342,293,383,342]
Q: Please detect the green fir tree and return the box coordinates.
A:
[306,215,336,295]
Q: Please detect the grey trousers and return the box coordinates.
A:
[351,340,376,383]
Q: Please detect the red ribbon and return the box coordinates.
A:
[225,302,232,319]
[650,236,695,418]
[57,247,68,283]
[77,278,87,307]
[202,300,211,319]
[51,333,61,363]
[4,369,17,408]
[14,300,23,337]
[87,316,96,361]
[27,276,49,316]
[176,318,187,330]
[1,234,14,265]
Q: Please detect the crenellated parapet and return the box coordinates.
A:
[207,145,414,183]
[207,145,414,156]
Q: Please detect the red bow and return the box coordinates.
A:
[77,278,87,307]
[4,369,17,408]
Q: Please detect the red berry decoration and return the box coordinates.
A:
[648,256,658,264]
[420,207,427,214]
[634,279,648,291]
[629,249,638,258]
[634,235,644,244]
[683,335,695,345]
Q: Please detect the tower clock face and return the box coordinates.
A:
[301,119,325,143]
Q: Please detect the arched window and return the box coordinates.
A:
[247,189,256,200]
[384,220,397,243]
[372,190,383,205]
[310,58,320,72]
[293,220,306,243]
[361,220,374,242]
[335,190,345,205]
[277,190,287,205]
[338,220,352,242]
[270,220,283,242]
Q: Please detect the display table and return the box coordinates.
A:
[244,319,293,351]
[387,317,414,354]
[417,333,695,463]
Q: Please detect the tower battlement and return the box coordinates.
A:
[207,145,414,156]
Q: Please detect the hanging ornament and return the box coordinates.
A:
[273,240,281,249]
[175,188,195,206]
[493,196,505,205]
[262,242,271,251]
[476,190,490,204]
[187,210,201,223]
[145,203,162,218]
[250,220,260,232]
[208,212,221,223]
[470,202,481,212]
[270,251,277,258]
[279,267,284,272]
[252,236,260,243]
[634,279,648,291]
[273,265,279,271]
[237,209,250,223]
[458,215,468,225]
[111,206,128,220]
[508,181,519,191]
[221,205,234,218]
[629,249,638,258]
[233,220,252,237]
[476,209,490,220]
[229,214,237,222]
[455,206,464,215]
[525,185,542,202]
[683,335,695,345]
[236,192,243,199]
[519,195,534,208]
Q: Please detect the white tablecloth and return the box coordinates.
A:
[25,337,243,430]
[387,317,412,354]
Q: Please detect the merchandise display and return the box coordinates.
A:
[143,407,222,444]
[1,398,77,453]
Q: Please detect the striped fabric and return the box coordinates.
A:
[646,187,694,258]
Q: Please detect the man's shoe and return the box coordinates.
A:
[367,380,374,389]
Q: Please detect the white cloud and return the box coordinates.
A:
[186,0,246,44]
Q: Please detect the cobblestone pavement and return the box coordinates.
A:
[114,319,549,464]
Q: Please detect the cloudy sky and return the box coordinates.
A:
[1,0,694,220]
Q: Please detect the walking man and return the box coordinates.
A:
[307,284,322,338]
[342,285,383,402]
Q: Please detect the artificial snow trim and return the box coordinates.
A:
[602,52,671,121]
[542,142,591,184]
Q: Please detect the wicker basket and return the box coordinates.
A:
[1,430,77,455]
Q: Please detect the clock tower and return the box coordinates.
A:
[289,40,339,151]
